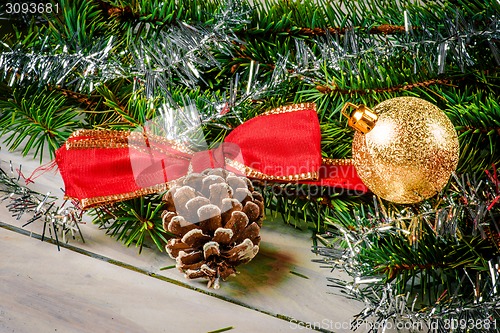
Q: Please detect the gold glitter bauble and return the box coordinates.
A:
[352,97,459,204]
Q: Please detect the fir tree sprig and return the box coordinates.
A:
[0,86,81,161]
[316,167,500,330]
[91,193,171,253]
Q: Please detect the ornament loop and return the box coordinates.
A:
[341,102,378,134]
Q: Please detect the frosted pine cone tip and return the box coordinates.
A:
[162,168,264,288]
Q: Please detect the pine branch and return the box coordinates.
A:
[50,86,101,110]
[94,0,137,21]
[94,84,144,127]
[91,193,171,253]
[444,88,500,173]
[457,126,500,136]
[252,179,364,233]
[315,78,455,96]
[47,0,109,49]
[298,24,410,36]
[92,0,227,26]
[0,87,82,161]
[317,166,500,326]
[241,24,414,40]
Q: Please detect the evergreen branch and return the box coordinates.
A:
[300,24,410,36]
[50,86,101,110]
[253,180,351,210]
[315,78,455,96]
[92,0,227,26]
[90,193,171,253]
[94,0,137,21]
[457,126,500,136]
[94,84,140,127]
[0,87,82,161]
[2,0,497,96]
[254,179,363,232]
[445,91,500,173]
[362,232,491,283]
[317,167,500,328]
[242,24,414,39]
[319,122,353,158]
[47,0,109,49]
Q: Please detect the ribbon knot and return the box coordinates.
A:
[189,142,243,174]
[56,103,368,208]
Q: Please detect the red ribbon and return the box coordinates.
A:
[56,104,368,208]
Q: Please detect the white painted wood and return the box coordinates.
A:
[0,228,308,333]
[0,147,366,333]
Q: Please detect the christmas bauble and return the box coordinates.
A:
[350,97,459,204]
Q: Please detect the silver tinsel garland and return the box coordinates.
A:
[315,169,500,332]
[0,2,498,94]
[0,161,84,250]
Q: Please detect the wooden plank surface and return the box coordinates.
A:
[0,227,307,333]
[0,147,366,333]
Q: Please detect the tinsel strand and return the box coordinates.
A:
[0,161,84,249]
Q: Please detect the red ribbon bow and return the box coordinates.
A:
[56,103,367,208]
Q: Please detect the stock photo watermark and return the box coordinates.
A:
[289,319,424,331]
[289,318,498,331]
[3,1,61,15]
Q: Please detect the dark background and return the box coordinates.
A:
[0,1,55,38]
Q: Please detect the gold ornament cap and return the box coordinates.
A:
[341,102,378,134]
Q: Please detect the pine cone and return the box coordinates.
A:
[162,168,264,288]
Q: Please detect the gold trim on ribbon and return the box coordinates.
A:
[322,158,353,166]
[69,183,170,209]
[66,129,195,156]
[262,102,317,116]
[226,159,319,181]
